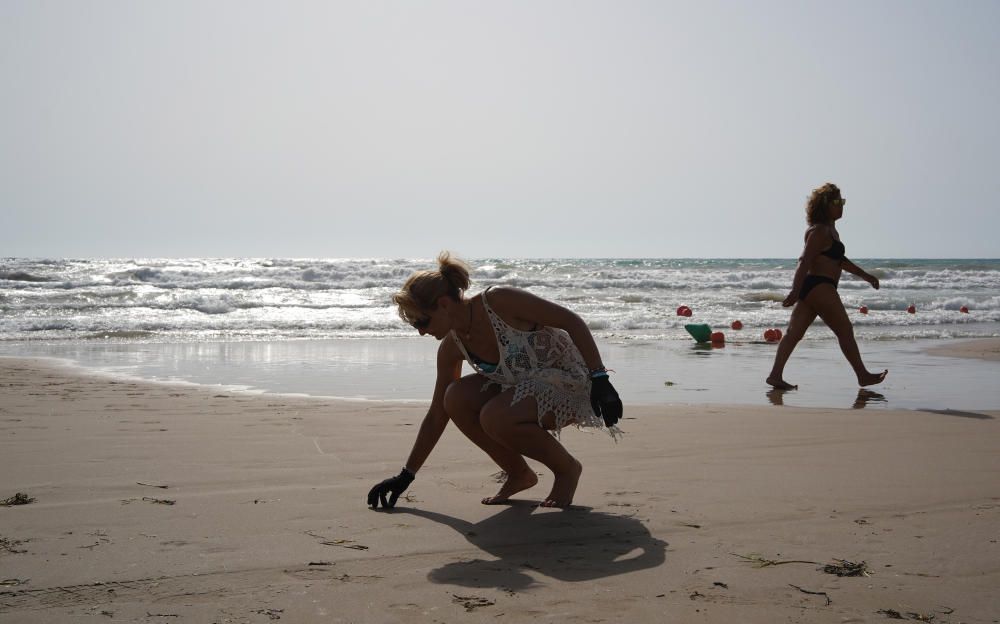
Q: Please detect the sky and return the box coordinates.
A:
[2,1,998,259]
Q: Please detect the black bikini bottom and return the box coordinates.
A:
[799,275,838,300]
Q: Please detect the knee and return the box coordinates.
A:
[443,381,468,419]
[782,328,805,343]
[830,320,855,341]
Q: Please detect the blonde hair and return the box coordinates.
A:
[806,182,841,225]
[392,251,471,325]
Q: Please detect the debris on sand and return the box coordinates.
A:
[0,578,29,586]
[0,492,35,506]
[452,594,495,611]
[305,530,369,550]
[142,497,176,505]
[253,608,283,620]
[822,558,871,577]
[732,552,819,568]
[0,536,27,554]
[789,584,831,606]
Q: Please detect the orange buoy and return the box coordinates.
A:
[859,306,868,314]
[960,305,969,313]
[710,331,725,345]
[907,304,916,314]
[763,328,777,343]
[730,320,743,330]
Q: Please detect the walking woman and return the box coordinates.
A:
[368,252,623,509]
[767,183,888,390]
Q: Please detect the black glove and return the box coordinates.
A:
[590,374,623,428]
[367,467,415,509]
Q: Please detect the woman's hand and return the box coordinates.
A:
[865,274,880,290]
[367,468,415,509]
[590,375,623,427]
[782,291,798,307]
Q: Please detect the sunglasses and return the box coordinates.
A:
[411,316,431,330]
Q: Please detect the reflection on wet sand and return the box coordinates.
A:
[767,387,889,409]
[853,389,887,409]
[766,388,788,406]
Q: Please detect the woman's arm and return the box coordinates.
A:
[488,287,604,371]
[489,287,623,428]
[783,226,830,307]
[368,339,463,509]
[840,258,880,289]
[403,339,464,474]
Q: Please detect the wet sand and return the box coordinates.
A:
[1,356,998,622]
[926,336,1000,362]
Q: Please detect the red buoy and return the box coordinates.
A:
[772,328,783,341]
[907,304,916,314]
[763,328,777,343]
[859,306,869,314]
[710,331,725,345]
[960,305,969,313]
[730,320,743,330]
[676,305,693,317]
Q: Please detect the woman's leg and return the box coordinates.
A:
[442,375,538,503]
[479,390,582,508]
[767,300,818,389]
[806,285,888,386]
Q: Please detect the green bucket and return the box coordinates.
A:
[684,323,713,343]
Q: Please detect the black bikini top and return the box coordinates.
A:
[821,238,846,261]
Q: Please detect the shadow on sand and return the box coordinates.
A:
[917,408,994,420]
[396,502,668,590]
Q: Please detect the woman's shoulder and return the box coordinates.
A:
[436,332,463,361]
[804,223,833,241]
[481,286,547,327]
[482,286,537,310]
[482,285,522,300]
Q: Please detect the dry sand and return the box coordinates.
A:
[1,356,998,623]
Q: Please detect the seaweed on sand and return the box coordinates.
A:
[0,492,35,506]
[823,558,871,577]
[731,553,819,568]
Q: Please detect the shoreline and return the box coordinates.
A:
[3,335,1000,411]
[2,357,999,622]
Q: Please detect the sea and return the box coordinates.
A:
[2,257,999,410]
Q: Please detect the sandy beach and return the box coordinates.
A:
[2,353,999,623]
[926,337,1000,362]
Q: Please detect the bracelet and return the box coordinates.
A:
[589,366,609,379]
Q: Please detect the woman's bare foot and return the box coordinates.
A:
[766,376,798,390]
[539,459,582,508]
[858,369,888,387]
[481,470,538,505]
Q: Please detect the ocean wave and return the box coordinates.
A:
[742,292,785,302]
[83,330,158,340]
[0,271,52,283]
[3,257,998,343]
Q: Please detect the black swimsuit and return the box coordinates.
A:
[821,238,846,261]
[799,238,846,300]
[799,274,838,300]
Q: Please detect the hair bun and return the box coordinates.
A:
[436,251,471,294]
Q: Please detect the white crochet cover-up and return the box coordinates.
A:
[449,287,620,438]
